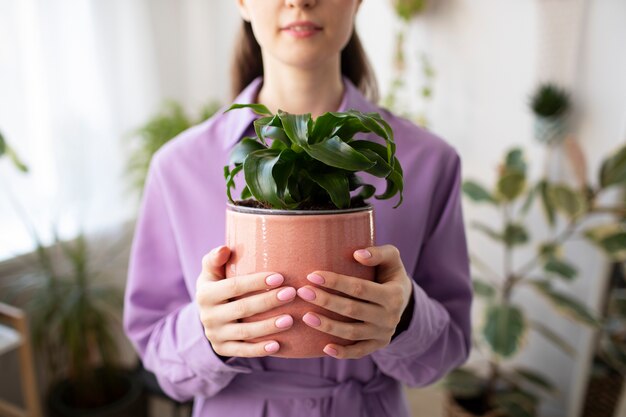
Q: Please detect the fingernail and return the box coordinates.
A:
[297,287,316,301]
[302,312,321,327]
[264,341,280,352]
[323,346,338,357]
[277,287,296,301]
[355,249,372,259]
[275,315,293,329]
[266,273,284,286]
[306,273,325,285]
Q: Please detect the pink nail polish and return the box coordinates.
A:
[265,341,280,352]
[355,249,372,259]
[275,315,293,329]
[324,346,338,356]
[297,287,316,301]
[277,287,296,301]
[306,273,325,285]
[266,273,284,286]
[302,313,321,327]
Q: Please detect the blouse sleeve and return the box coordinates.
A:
[371,150,473,387]
[123,153,251,402]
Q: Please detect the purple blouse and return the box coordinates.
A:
[123,75,473,417]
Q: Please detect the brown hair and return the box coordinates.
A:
[230,20,379,104]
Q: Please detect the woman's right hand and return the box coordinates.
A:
[195,245,297,357]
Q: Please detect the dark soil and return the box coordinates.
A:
[234,199,367,210]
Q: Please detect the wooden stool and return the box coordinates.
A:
[0,302,42,417]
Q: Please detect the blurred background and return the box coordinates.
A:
[0,1,625,417]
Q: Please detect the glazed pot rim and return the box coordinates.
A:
[226,202,373,216]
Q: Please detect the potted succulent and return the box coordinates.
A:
[0,132,146,417]
[222,103,404,358]
[442,143,626,417]
[529,83,572,146]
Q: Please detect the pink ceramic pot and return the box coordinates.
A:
[225,203,375,358]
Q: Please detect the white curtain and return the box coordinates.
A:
[0,0,237,260]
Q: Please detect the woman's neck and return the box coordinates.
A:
[255,58,344,119]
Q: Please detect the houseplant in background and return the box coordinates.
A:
[222,103,404,357]
[530,82,572,146]
[125,100,220,197]
[582,186,626,417]
[442,143,626,417]
[0,133,146,417]
[384,0,436,128]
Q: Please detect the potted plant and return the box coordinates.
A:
[221,103,404,358]
[0,133,146,417]
[442,143,626,417]
[529,82,572,146]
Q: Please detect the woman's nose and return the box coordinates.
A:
[285,0,317,9]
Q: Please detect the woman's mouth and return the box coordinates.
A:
[281,21,322,38]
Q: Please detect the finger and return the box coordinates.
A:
[220,314,294,341]
[305,271,386,305]
[215,340,282,357]
[201,245,231,281]
[352,244,406,281]
[301,312,379,341]
[322,340,382,360]
[199,271,285,305]
[220,286,297,321]
[296,286,383,322]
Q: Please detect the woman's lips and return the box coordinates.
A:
[281,23,322,39]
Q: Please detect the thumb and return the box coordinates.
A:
[353,244,406,282]
[201,245,231,281]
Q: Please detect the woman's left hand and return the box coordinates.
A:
[296,244,414,359]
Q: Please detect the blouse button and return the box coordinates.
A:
[305,398,316,409]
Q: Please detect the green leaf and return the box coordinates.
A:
[441,368,484,398]
[473,278,496,298]
[254,115,291,148]
[471,221,503,242]
[229,137,266,165]
[5,146,29,173]
[482,304,526,358]
[305,170,351,209]
[584,223,626,262]
[497,171,526,201]
[278,110,311,148]
[538,179,556,227]
[493,390,538,417]
[240,185,252,200]
[599,144,626,188]
[503,223,529,246]
[243,149,291,208]
[225,103,273,116]
[350,140,404,206]
[224,164,243,204]
[512,367,557,395]
[544,257,577,280]
[462,180,497,204]
[306,136,375,171]
[529,280,600,327]
[520,182,538,215]
[350,141,395,177]
[0,130,5,156]
[309,112,345,144]
[549,184,587,219]
[272,149,298,203]
[505,148,527,176]
[529,319,576,356]
[376,168,404,208]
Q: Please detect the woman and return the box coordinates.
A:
[124,1,473,416]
